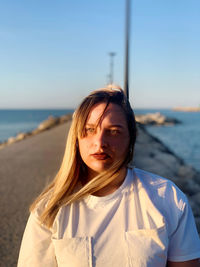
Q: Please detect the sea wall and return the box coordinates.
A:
[135,112,181,125]
[173,107,200,112]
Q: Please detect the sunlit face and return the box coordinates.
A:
[78,102,130,179]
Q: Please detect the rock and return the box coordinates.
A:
[194,217,200,233]
[134,125,183,179]
[0,143,6,149]
[188,198,200,217]
[175,165,200,195]
[16,133,28,141]
[154,152,180,172]
[191,192,200,205]
[59,114,73,123]
[177,165,197,180]
[178,179,200,195]
[31,129,43,135]
[135,112,181,126]
[7,137,16,145]
[37,116,60,131]
[193,173,200,185]
[178,166,200,186]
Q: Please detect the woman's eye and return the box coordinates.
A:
[109,129,120,135]
[85,128,95,134]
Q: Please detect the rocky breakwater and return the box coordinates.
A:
[173,107,200,112]
[134,113,200,232]
[135,112,181,125]
[0,114,72,150]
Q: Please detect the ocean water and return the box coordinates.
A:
[0,109,199,172]
[134,109,200,172]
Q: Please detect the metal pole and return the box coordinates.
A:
[124,0,131,99]
[108,52,116,84]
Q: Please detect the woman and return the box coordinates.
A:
[18,86,200,267]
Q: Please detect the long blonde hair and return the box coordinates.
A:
[30,86,137,228]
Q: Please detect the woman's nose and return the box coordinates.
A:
[94,130,108,148]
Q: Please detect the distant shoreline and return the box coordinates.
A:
[173,107,200,112]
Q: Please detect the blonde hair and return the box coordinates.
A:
[30,86,137,228]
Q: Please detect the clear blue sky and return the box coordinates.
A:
[0,0,200,109]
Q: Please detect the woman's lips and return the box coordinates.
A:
[91,153,110,160]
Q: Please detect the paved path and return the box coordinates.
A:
[0,122,71,267]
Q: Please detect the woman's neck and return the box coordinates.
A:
[90,167,127,197]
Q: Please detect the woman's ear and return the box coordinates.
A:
[76,139,79,148]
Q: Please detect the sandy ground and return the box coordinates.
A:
[0,122,70,267]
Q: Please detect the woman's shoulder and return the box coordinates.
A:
[133,167,185,193]
[31,193,51,221]
[132,168,192,234]
[132,167,188,211]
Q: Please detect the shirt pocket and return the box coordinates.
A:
[52,236,93,267]
[125,226,168,267]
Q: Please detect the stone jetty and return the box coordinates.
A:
[135,112,181,125]
[173,107,200,112]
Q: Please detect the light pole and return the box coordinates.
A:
[124,0,131,99]
[108,52,116,84]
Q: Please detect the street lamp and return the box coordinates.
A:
[108,52,116,84]
[124,0,131,99]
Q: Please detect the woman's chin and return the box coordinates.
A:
[87,163,112,178]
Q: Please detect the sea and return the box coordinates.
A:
[0,109,199,172]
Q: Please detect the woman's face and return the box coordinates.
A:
[78,102,130,178]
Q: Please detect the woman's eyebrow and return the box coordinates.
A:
[85,123,96,127]
[108,124,125,129]
[86,123,125,129]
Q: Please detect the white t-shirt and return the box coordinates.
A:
[18,168,200,267]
